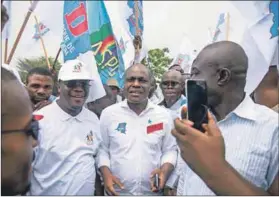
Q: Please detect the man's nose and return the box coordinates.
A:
[37,87,46,94]
[132,80,140,87]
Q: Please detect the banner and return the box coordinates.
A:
[86,0,125,88]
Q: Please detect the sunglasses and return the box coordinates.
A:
[2,118,39,140]
[161,81,181,88]
[63,80,90,89]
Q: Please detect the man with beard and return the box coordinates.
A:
[97,63,177,195]
[1,67,38,196]
[26,67,56,111]
[159,70,187,119]
[29,59,101,195]
[172,41,278,195]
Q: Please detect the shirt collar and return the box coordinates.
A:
[170,95,187,110]
[121,99,155,113]
[54,101,88,122]
[226,95,257,121]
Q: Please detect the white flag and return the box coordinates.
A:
[212,12,229,42]
[171,34,196,73]
[105,1,147,69]
[2,0,12,40]
[231,1,278,94]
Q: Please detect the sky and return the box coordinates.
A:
[1,1,229,67]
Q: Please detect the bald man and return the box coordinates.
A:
[253,65,278,112]
[171,41,278,195]
[159,70,187,119]
[1,67,38,195]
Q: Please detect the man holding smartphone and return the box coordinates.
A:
[172,41,278,195]
[97,63,177,195]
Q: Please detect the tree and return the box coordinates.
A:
[141,47,173,82]
[17,56,61,96]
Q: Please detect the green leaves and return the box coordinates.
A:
[141,48,173,82]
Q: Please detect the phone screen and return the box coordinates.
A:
[186,80,208,132]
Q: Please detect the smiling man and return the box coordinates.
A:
[97,63,177,195]
[29,60,101,195]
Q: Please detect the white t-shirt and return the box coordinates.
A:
[29,101,101,195]
[97,100,178,195]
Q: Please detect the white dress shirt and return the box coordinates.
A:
[177,96,279,195]
[29,101,101,195]
[97,100,178,195]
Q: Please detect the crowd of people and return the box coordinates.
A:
[1,2,278,196]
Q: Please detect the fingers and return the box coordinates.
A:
[181,106,188,119]
[106,185,119,196]
[150,169,160,192]
[174,119,202,138]
[205,110,221,137]
[112,176,124,190]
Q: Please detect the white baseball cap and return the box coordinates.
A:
[58,59,92,81]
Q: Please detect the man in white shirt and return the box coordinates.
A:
[97,63,178,195]
[29,59,101,195]
[172,41,278,195]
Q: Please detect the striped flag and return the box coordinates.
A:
[87,0,125,88]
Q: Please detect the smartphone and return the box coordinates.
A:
[186,79,208,132]
[155,174,159,189]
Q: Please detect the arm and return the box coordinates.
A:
[204,161,277,196]
[172,109,279,196]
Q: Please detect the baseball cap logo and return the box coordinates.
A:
[73,63,82,73]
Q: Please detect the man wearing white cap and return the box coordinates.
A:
[29,59,101,195]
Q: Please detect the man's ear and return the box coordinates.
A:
[217,68,231,86]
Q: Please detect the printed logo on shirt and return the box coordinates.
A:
[148,119,152,124]
[115,122,127,134]
[86,130,93,145]
[147,122,163,134]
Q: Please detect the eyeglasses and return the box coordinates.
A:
[161,81,181,88]
[63,80,90,89]
[2,118,39,140]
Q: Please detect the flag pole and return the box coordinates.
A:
[4,39,8,63]
[6,1,39,64]
[226,12,230,41]
[30,1,51,70]
[52,47,61,72]
[134,0,141,63]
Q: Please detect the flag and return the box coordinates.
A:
[111,0,147,69]
[62,1,105,102]
[171,34,196,73]
[86,0,125,88]
[2,0,12,40]
[231,0,278,94]
[212,12,229,42]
